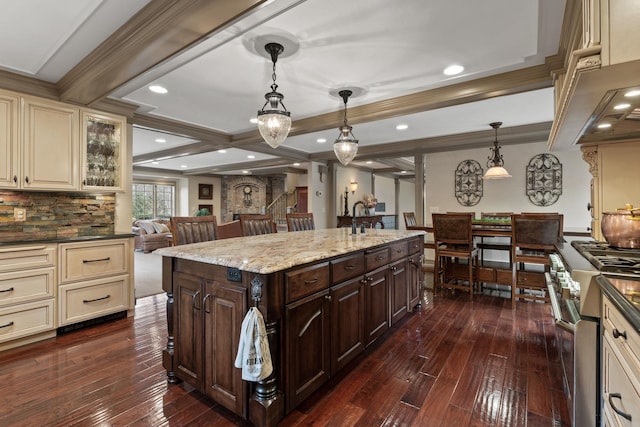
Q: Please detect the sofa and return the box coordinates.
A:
[133,219,173,253]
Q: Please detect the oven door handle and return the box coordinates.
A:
[547,281,576,333]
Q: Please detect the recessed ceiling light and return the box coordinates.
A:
[149,85,168,94]
[247,155,255,159]
[242,170,250,174]
[443,64,464,76]
[293,162,300,166]
[249,118,258,124]
[597,123,612,129]
[400,170,407,174]
[366,161,373,164]
[180,165,188,168]
[155,138,166,143]
[317,138,327,143]
[217,149,227,153]
[614,103,631,110]
[624,89,640,97]
[152,161,159,165]
[396,124,408,130]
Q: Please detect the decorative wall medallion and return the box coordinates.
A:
[455,160,483,206]
[526,153,562,206]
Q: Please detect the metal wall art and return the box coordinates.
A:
[526,153,562,206]
[455,160,483,206]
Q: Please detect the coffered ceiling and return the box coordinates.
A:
[0,0,568,177]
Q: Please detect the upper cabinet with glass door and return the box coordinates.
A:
[81,110,127,192]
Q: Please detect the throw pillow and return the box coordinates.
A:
[139,221,157,234]
[153,222,170,233]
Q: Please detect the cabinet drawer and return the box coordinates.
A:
[407,237,422,254]
[603,334,640,426]
[59,240,128,283]
[365,248,389,271]
[389,241,409,262]
[331,253,364,284]
[286,262,330,303]
[603,296,640,383]
[0,244,56,273]
[58,275,129,326]
[0,299,55,343]
[0,267,55,307]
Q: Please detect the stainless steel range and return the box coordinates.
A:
[554,240,640,426]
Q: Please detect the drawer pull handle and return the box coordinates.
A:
[344,265,356,270]
[375,256,384,261]
[0,321,14,329]
[83,294,111,303]
[613,328,627,340]
[609,393,632,421]
[83,257,111,263]
[192,291,201,311]
[0,287,15,293]
[304,277,319,285]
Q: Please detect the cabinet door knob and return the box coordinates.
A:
[612,328,627,340]
[324,295,332,302]
[13,175,17,183]
[587,202,592,211]
[24,176,29,184]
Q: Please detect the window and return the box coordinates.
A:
[132,182,175,220]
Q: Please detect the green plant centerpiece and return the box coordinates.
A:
[194,207,211,216]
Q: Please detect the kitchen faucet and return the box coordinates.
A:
[352,201,364,234]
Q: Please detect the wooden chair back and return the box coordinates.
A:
[239,214,277,236]
[286,213,315,231]
[403,212,417,227]
[512,213,563,251]
[170,216,217,245]
[216,220,243,240]
[432,212,474,249]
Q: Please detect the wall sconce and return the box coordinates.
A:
[349,181,358,194]
[257,42,291,149]
[483,121,512,179]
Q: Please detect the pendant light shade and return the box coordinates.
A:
[257,43,291,149]
[483,122,511,179]
[333,90,358,166]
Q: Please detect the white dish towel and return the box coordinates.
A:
[234,307,273,382]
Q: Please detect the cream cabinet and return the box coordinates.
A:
[582,140,640,240]
[602,295,640,426]
[81,110,127,192]
[0,91,19,188]
[0,89,127,192]
[21,96,80,190]
[0,244,57,350]
[57,238,133,326]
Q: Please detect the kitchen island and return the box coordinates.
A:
[156,228,425,427]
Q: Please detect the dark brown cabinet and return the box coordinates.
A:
[330,275,365,374]
[173,271,247,415]
[389,259,408,326]
[285,288,331,411]
[364,266,389,346]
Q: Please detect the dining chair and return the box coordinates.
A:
[216,220,243,239]
[170,215,217,245]
[286,212,315,231]
[511,213,563,308]
[432,212,478,299]
[239,214,277,236]
[403,212,436,288]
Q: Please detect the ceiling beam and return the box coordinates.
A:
[57,0,268,105]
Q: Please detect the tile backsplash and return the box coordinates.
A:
[0,191,115,240]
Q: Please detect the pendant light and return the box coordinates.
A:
[483,121,512,179]
[257,42,291,149]
[333,90,358,166]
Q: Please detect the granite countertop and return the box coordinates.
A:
[0,233,134,246]
[155,228,425,274]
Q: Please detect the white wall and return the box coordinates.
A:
[424,140,591,231]
[398,179,416,229]
[308,162,329,229]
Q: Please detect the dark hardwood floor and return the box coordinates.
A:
[0,289,569,426]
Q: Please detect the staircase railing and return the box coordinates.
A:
[265,191,293,227]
